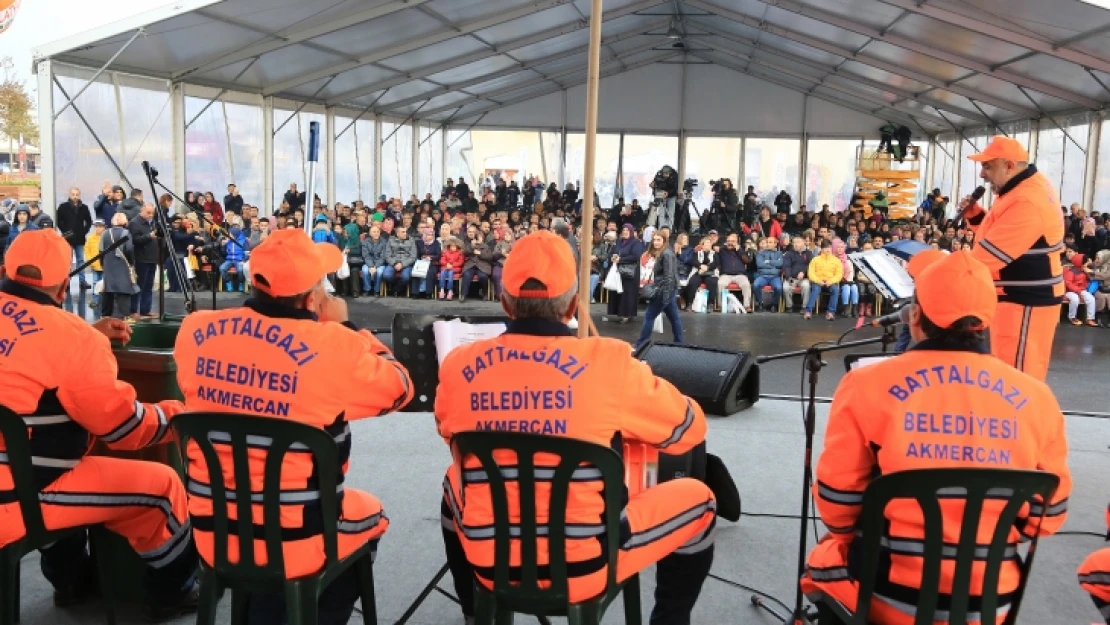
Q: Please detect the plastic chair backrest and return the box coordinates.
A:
[172,412,342,586]
[0,407,49,541]
[851,468,1060,625]
[451,432,625,611]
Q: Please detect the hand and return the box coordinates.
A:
[92,317,132,344]
[797,273,804,280]
[316,294,348,324]
[611,254,619,262]
[699,264,708,273]
[394,263,402,271]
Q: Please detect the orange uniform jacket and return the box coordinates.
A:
[435,318,707,587]
[804,340,1071,622]
[0,280,183,510]
[967,166,1065,306]
[175,298,413,576]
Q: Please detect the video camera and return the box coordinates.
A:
[683,178,698,194]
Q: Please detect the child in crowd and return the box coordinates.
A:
[439,237,464,300]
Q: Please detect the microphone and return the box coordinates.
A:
[871,305,911,328]
[959,185,986,220]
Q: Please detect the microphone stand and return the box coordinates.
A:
[69,234,130,277]
[141,162,249,309]
[142,161,194,315]
[751,331,898,624]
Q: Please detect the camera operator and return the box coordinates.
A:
[650,165,679,229]
[713,179,739,234]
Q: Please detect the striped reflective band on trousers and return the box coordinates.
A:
[659,399,697,450]
[872,591,1010,623]
[462,466,604,484]
[621,499,716,553]
[441,477,605,541]
[1029,498,1068,517]
[808,565,851,583]
[38,491,191,569]
[1080,572,1110,586]
[186,478,343,504]
[100,401,169,445]
[0,452,79,470]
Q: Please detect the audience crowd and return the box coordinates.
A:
[4,177,1110,329]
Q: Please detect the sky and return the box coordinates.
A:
[0,0,173,94]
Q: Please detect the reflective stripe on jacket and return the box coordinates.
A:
[968,166,1065,306]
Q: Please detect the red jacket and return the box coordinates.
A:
[1064,253,1089,294]
[203,201,224,225]
[440,248,465,277]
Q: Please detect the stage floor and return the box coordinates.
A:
[29,289,1110,624]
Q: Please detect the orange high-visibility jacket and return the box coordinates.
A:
[967,166,1065,306]
[0,281,183,497]
[174,299,413,564]
[435,318,706,578]
[808,339,1071,616]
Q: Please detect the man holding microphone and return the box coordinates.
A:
[959,136,1065,381]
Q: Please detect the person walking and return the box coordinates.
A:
[636,231,683,349]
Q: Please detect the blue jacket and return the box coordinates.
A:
[312,227,337,245]
[718,247,749,276]
[755,249,784,278]
[223,230,249,262]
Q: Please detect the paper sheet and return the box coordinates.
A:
[432,319,507,364]
[861,250,916,300]
[849,355,896,370]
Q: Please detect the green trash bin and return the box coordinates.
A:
[98,321,185,603]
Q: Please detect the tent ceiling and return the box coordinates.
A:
[34,0,1110,134]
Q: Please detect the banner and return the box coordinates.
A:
[0,0,20,35]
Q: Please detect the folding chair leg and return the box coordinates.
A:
[230,589,250,625]
[567,602,601,625]
[284,581,319,625]
[194,572,221,625]
[622,574,642,625]
[0,549,18,625]
[395,562,448,625]
[474,588,497,625]
[89,528,118,625]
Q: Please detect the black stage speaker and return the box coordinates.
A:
[634,342,759,416]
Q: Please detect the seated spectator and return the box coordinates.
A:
[414,229,441,299]
[1091,249,1110,327]
[591,231,616,304]
[682,237,719,311]
[753,237,783,312]
[491,230,514,300]
[832,238,858,318]
[753,206,782,240]
[782,236,812,314]
[460,225,495,302]
[439,237,464,300]
[383,226,417,295]
[219,227,249,292]
[804,239,843,321]
[717,233,752,312]
[360,224,388,296]
[1063,250,1097,326]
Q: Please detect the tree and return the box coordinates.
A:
[0,56,37,173]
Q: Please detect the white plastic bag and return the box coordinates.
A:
[725,292,745,314]
[652,314,664,334]
[337,252,351,279]
[411,258,430,279]
[691,289,708,313]
[603,265,623,293]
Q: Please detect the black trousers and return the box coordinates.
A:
[40,529,198,603]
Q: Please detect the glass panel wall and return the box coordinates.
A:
[445,129,476,188]
[1038,115,1088,206]
[932,136,957,203]
[564,132,621,209]
[381,121,413,200]
[272,108,326,209]
[744,138,800,208]
[185,98,264,208]
[685,137,741,213]
[805,139,858,213]
[417,123,445,199]
[1094,118,1110,212]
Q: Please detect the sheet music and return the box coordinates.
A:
[432,319,507,364]
[860,250,916,300]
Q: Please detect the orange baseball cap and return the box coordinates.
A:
[914,251,996,330]
[501,230,577,299]
[967,136,1028,163]
[4,229,72,288]
[906,249,947,279]
[249,228,344,297]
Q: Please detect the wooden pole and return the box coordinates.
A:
[577,0,604,339]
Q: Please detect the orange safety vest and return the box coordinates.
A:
[805,339,1071,621]
[435,318,706,581]
[967,166,1065,306]
[0,280,183,503]
[175,299,413,572]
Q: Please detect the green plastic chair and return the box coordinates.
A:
[0,407,117,625]
[171,412,378,625]
[451,431,642,625]
[814,468,1060,625]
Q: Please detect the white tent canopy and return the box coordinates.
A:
[30,0,1110,212]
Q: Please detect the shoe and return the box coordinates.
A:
[855,317,866,329]
[143,581,200,622]
[803,312,812,320]
[1087,319,1099,327]
[826,313,836,321]
[439,289,445,299]
[1069,318,1082,326]
[52,564,100,608]
[459,294,466,303]
[447,290,453,300]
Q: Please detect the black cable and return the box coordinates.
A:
[1057,530,1106,538]
[741,511,813,521]
[708,573,792,614]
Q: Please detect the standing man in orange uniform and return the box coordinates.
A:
[960,136,1065,381]
[436,230,717,625]
[0,230,199,621]
[175,228,413,625]
[801,251,1071,624]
